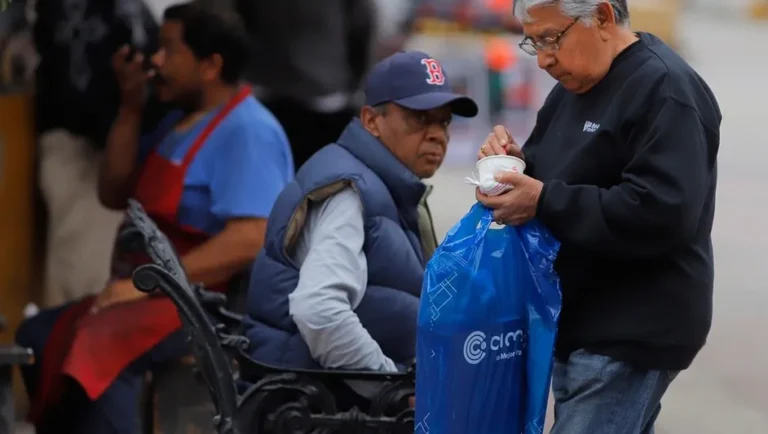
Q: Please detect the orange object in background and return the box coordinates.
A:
[507,82,534,107]
[453,0,474,26]
[487,0,514,13]
[0,93,37,343]
[751,0,768,19]
[628,0,681,49]
[0,92,39,420]
[485,36,518,71]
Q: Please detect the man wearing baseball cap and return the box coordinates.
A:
[243,51,477,396]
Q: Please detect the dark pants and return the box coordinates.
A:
[550,349,678,434]
[263,99,356,170]
[16,303,190,434]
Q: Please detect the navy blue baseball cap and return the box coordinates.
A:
[364,51,479,118]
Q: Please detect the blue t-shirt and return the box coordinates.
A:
[139,96,294,235]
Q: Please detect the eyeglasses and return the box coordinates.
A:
[518,18,579,56]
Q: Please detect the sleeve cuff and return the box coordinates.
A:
[536,181,553,221]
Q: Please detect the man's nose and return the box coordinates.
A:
[426,124,448,145]
[537,51,555,69]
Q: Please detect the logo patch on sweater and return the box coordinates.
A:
[583,121,600,133]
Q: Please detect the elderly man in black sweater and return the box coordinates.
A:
[477,1,720,434]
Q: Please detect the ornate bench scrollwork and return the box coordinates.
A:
[233,354,415,434]
[126,199,415,434]
[127,199,240,434]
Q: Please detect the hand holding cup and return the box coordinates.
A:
[477,125,524,161]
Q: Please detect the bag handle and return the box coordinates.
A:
[455,202,495,245]
[439,203,501,257]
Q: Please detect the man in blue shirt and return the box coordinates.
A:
[16,3,293,434]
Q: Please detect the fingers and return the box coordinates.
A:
[494,125,526,160]
[112,44,131,67]
[476,188,489,205]
[114,45,148,80]
[478,125,510,159]
[494,171,526,186]
[505,142,524,159]
[125,53,145,75]
[90,298,105,314]
[478,134,498,159]
[492,125,510,147]
[477,188,513,209]
[492,209,505,224]
[477,133,506,159]
[90,286,116,314]
[479,125,526,161]
[113,46,142,72]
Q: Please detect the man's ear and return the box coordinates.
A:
[595,2,616,28]
[200,53,224,81]
[360,105,382,137]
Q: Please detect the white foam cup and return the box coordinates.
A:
[471,155,526,196]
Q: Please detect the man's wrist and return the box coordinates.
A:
[118,101,144,118]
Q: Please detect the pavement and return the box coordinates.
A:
[427,11,768,434]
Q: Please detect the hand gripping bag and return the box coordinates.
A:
[415,203,561,434]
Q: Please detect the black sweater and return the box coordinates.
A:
[524,33,721,370]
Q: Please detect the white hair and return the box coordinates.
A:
[513,0,631,27]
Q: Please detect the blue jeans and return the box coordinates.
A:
[550,349,678,434]
[16,302,190,434]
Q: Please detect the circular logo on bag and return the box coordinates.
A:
[463,331,487,364]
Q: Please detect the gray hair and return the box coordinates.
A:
[513,0,630,27]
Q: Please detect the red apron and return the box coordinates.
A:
[30,86,253,424]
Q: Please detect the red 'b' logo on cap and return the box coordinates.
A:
[421,58,445,85]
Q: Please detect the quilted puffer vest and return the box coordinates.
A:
[243,119,435,369]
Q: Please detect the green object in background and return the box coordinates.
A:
[488,69,503,119]
[0,0,11,12]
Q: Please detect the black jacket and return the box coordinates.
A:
[524,33,721,370]
[34,0,167,147]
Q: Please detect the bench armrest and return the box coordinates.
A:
[126,199,242,434]
[236,350,415,383]
[194,286,244,329]
[0,345,33,365]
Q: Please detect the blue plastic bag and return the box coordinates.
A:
[415,203,562,434]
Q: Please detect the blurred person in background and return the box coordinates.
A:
[477,1,720,433]
[16,3,293,433]
[371,0,420,60]
[237,0,418,169]
[34,0,170,306]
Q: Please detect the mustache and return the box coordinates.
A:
[150,69,166,85]
[137,57,163,83]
